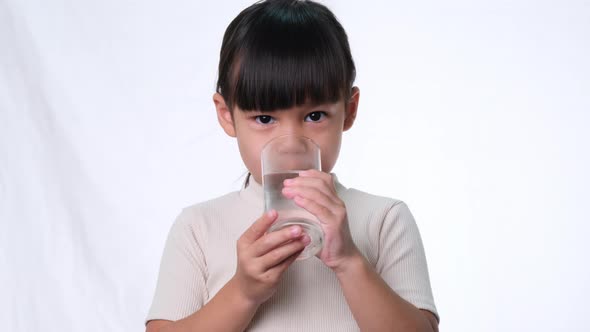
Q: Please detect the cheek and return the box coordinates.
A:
[237,138,266,183]
[318,134,342,173]
[237,139,259,168]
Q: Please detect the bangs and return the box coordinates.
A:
[218,1,355,112]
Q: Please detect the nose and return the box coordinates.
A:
[262,135,319,172]
[277,116,306,137]
[276,135,309,154]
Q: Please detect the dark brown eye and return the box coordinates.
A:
[305,111,325,122]
[255,115,275,124]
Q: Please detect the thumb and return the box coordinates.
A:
[240,210,278,245]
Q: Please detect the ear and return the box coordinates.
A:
[343,86,360,131]
[213,93,236,137]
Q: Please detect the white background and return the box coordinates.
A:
[1,0,589,331]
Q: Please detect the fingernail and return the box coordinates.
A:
[301,234,311,245]
[290,226,301,236]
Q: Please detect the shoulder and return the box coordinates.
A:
[178,190,243,221]
[169,187,262,245]
[339,184,418,239]
[338,184,420,265]
[339,185,408,217]
[166,190,244,238]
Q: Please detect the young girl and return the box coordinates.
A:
[146,1,439,331]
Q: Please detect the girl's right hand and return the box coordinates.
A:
[232,210,310,306]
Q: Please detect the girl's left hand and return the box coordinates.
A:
[282,169,360,271]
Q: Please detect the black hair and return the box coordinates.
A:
[216,0,356,112]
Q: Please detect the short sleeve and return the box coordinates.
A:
[145,208,208,324]
[376,201,439,322]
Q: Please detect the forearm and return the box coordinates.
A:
[335,252,436,332]
[160,277,258,332]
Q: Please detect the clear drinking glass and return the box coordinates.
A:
[262,135,324,260]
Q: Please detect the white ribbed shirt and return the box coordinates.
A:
[146,177,438,330]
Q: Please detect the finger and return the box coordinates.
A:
[250,224,303,257]
[299,169,333,182]
[283,175,337,203]
[240,210,278,246]
[257,247,302,286]
[282,184,340,209]
[265,247,302,278]
[260,235,310,269]
[293,195,339,224]
[299,169,336,189]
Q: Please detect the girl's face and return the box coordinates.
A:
[214,88,359,184]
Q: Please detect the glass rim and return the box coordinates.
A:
[260,134,320,153]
